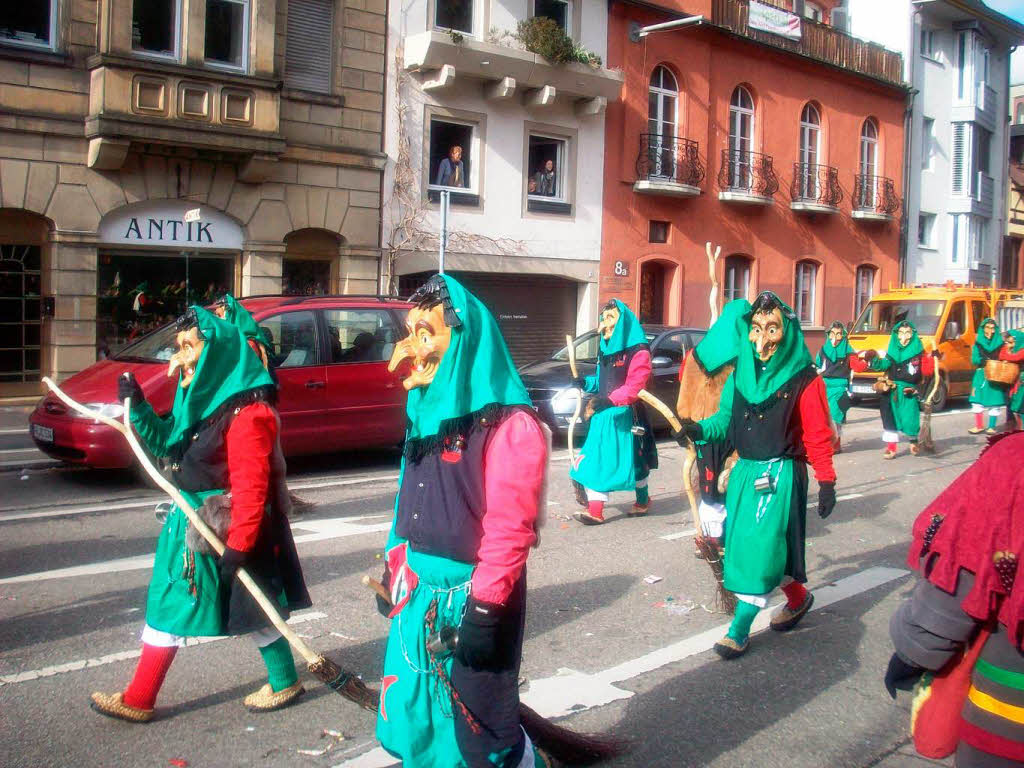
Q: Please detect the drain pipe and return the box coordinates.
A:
[899,8,922,287]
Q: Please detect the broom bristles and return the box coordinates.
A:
[918,404,936,454]
[519,703,627,765]
[695,536,737,613]
[308,655,380,712]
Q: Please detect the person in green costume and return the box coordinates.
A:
[674,292,837,660]
[968,317,1009,435]
[215,293,273,368]
[569,299,658,525]
[999,328,1024,430]
[815,321,856,452]
[91,307,311,723]
[856,320,936,458]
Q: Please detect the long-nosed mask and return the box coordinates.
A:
[167,326,205,389]
[388,303,452,391]
[598,305,620,341]
[749,308,784,362]
[897,325,914,348]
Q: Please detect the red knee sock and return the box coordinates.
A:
[587,501,605,521]
[123,644,177,710]
[781,581,808,610]
[886,441,897,453]
[975,412,984,430]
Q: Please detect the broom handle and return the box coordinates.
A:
[566,334,582,461]
[637,389,682,433]
[682,444,703,534]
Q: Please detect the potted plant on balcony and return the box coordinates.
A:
[515,17,602,68]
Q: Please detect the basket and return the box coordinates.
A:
[985,359,1020,386]
[872,377,895,394]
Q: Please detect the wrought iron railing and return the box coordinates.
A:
[791,163,842,207]
[718,149,779,197]
[853,174,901,216]
[635,134,705,188]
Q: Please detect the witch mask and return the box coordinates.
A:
[983,321,996,341]
[828,324,845,346]
[749,308,784,362]
[388,302,452,391]
[598,304,620,341]
[168,325,205,389]
[897,324,914,348]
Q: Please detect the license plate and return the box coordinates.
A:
[851,384,875,395]
[32,424,54,442]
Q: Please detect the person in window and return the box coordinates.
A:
[435,145,466,188]
[533,159,556,197]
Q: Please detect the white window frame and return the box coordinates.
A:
[804,2,823,22]
[433,0,475,37]
[0,0,58,51]
[950,214,983,265]
[132,0,183,63]
[723,256,751,303]
[205,0,251,73]
[794,260,818,325]
[1016,103,1024,125]
[798,103,821,199]
[527,132,570,203]
[921,117,935,171]
[855,265,876,318]
[919,28,936,60]
[532,0,572,35]
[427,116,481,195]
[918,213,936,248]
[728,86,755,189]
[648,66,679,180]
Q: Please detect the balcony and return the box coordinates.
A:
[711,0,904,87]
[718,149,779,205]
[790,163,842,213]
[852,175,901,221]
[84,54,284,180]
[633,134,705,197]
[950,171,995,218]
[952,84,999,133]
[402,31,623,114]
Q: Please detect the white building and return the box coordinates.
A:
[849,0,1024,286]
[382,1,622,361]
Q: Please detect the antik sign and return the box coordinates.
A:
[98,201,244,250]
[749,0,802,41]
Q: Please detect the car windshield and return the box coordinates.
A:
[551,329,659,364]
[852,299,946,337]
[112,322,179,363]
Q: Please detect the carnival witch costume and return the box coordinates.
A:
[90,307,312,722]
[968,317,1009,435]
[675,293,837,660]
[570,299,658,525]
[999,329,1024,430]
[815,321,856,451]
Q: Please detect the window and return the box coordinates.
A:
[1,2,56,50]
[855,266,876,318]
[975,127,991,175]
[804,2,823,22]
[205,0,249,70]
[652,332,687,368]
[794,260,818,325]
[971,300,986,335]
[956,31,968,102]
[858,118,878,207]
[951,122,969,195]
[0,245,42,383]
[534,0,571,33]
[323,309,400,364]
[1017,103,1024,124]
[723,255,751,303]
[797,103,821,199]
[921,117,935,171]
[527,133,571,214]
[435,0,473,34]
[945,301,966,340]
[920,28,935,59]
[918,213,936,248]
[132,0,180,59]
[285,0,333,93]
[649,221,669,243]
[647,66,679,180]
[728,86,755,189]
[950,214,984,266]
[258,311,319,368]
[283,259,330,295]
[429,117,477,200]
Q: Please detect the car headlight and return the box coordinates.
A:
[550,387,582,415]
[74,402,126,422]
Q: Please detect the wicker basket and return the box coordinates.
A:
[985,359,1020,386]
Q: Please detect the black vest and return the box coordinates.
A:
[892,354,925,386]
[598,344,648,398]
[819,350,851,380]
[976,343,1001,363]
[729,367,816,461]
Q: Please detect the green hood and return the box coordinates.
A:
[693,299,749,374]
[1009,329,1024,354]
[165,306,275,449]
[599,300,647,357]
[886,320,924,364]
[974,317,1002,355]
[733,292,814,405]
[221,293,271,350]
[822,321,853,363]
[405,275,532,444]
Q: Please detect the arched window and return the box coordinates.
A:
[794,260,819,324]
[728,86,755,189]
[858,118,879,208]
[855,265,877,317]
[724,255,751,303]
[648,66,679,179]
[798,103,821,198]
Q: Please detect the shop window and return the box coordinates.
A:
[534,0,571,33]
[206,0,249,71]
[434,0,473,34]
[649,220,669,244]
[724,255,751,303]
[0,2,55,50]
[324,309,400,364]
[133,0,180,59]
[258,311,319,368]
[0,245,42,383]
[794,260,818,325]
[855,265,876,318]
[428,117,478,204]
[285,0,333,93]
[284,259,331,295]
[527,133,571,215]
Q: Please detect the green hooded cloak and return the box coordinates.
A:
[220,293,271,351]
[884,320,924,364]
[693,299,748,373]
[817,321,854,424]
[599,299,647,357]
[970,317,1009,408]
[732,293,814,406]
[868,320,927,437]
[820,321,853,363]
[1009,329,1024,414]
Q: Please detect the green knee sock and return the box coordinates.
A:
[635,484,649,506]
[727,601,760,644]
[988,415,998,430]
[258,636,298,692]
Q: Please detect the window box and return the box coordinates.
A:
[527,199,572,215]
[427,189,480,207]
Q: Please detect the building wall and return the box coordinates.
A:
[601,1,905,342]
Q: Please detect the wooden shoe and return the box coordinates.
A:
[986,428,998,436]
[627,503,649,517]
[713,635,748,659]
[574,511,604,526]
[968,426,985,434]
[244,681,304,712]
[882,448,897,459]
[770,592,815,632]
[909,443,920,456]
[90,691,154,723]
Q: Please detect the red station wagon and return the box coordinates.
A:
[29,295,413,469]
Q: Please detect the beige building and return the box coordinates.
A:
[0,0,386,400]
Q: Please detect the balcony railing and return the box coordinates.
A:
[711,0,904,87]
[636,134,705,188]
[718,149,779,199]
[791,163,842,209]
[853,174,901,218]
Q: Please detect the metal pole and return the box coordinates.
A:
[637,15,704,38]
[439,189,450,274]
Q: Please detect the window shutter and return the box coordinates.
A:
[285,0,333,93]
[951,123,967,195]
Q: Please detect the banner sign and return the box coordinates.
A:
[749,0,802,41]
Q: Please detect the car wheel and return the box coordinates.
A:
[928,378,948,413]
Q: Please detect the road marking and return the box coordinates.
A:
[0,448,38,455]
[0,611,328,687]
[0,458,60,471]
[660,528,696,541]
[0,428,28,435]
[0,514,392,584]
[0,499,159,522]
[289,474,400,491]
[332,566,909,768]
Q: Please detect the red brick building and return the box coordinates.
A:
[600,0,907,345]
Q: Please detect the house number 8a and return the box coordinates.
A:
[614,261,628,276]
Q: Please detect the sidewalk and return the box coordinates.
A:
[870,740,953,767]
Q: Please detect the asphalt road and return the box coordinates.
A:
[0,406,983,768]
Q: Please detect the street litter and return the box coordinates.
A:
[297,729,347,757]
[168,760,188,767]
[643,575,663,584]
[330,632,356,641]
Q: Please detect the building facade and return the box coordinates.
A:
[0,0,387,399]
[602,0,906,345]
[382,0,623,363]
[849,0,1024,287]
[1004,83,1024,289]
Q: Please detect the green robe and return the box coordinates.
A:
[815,327,855,426]
[970,318,1009,409]
[1009,330,1024,414]
[869,321,926,438]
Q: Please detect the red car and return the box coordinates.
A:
[29,295,413,469]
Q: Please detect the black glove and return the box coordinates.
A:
[931,349,942,359]
[673,418,703,446]
[117,372,146,406]
[218,546,249,586]
[817,481,837,519]
[571,376,587,390]
[884,652,924,699]
[455,597,510,672]
[589,396,614,413]
[376,564,393,618]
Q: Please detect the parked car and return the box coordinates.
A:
[519,325,707,436]
[29,295,414,469]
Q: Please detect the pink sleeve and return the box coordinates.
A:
[1001,347,1024,362]
[849,354,869,373]
[608,349,651,406]
[796,377,836,484]
[471,410,548,605]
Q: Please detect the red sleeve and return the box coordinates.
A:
[849,354,869,373]
[608,349,651,406]
[919,352,935,377]
[224,402,277,552]
[796,377,836,484]
[471,411,548,605]
[1000,347,1024,362]
[678,349,691,382]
